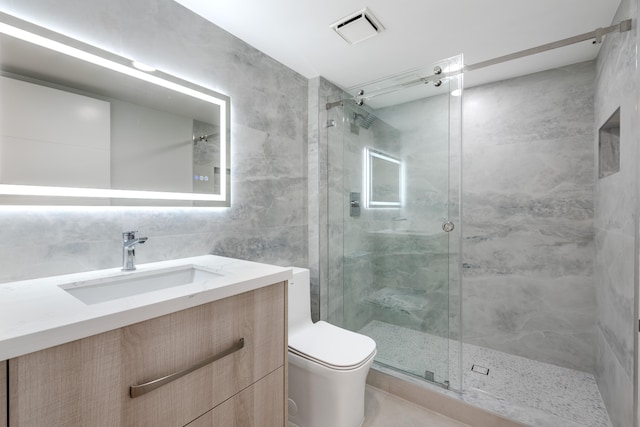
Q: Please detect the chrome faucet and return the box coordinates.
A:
[122,231,148,271]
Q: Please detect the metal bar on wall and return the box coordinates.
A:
[464,19,632,73]
[350,19,632,104]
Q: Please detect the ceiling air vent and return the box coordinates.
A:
[330,7,385,45]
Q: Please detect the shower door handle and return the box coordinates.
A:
[442,221,455,232]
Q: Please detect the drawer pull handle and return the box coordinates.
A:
[130,337,245,398]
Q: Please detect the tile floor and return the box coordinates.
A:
[360,320,612,427]
[287,386,469,427]
[363,386,471,427]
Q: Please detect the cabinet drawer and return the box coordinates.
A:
[187,367,285,427]
[9,283,285,427]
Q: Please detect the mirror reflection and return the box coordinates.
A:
[0,13,230,205]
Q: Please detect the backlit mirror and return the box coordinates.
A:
[0,12,230,206]
[363,147,402,208]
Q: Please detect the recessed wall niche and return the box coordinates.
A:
[598,108,620,179]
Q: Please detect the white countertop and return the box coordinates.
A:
[0,255,292,360]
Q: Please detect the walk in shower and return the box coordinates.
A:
[321,45,623,426]
[324,55,463,389]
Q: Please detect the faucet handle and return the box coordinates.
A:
[122,231,138,240]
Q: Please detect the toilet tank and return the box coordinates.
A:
[288,267,313,330]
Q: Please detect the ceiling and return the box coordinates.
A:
[175,0,621,93]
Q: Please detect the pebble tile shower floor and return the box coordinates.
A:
[360,320,612,427]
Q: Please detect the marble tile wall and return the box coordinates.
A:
[462,61,597,373]
[0,0,308,283]
[375,93,460,343]
[333,102,405,331]
[593,0,638,425]
[3,2,634,424]
[307,77,321,321]
[322,95,436,331]
[368,231,450,337]
[316,30,613,421]
[321,91,459,385]
[310,78,348,323]
[325,101,347,325]
[310,77,346,322]
[370,83,464,387]
[339,63,596,376]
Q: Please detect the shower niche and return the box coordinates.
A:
[598,107,620,179]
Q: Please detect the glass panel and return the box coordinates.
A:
[446,54,463,391]
[326,55,462,388]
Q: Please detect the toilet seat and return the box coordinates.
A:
[289,321,376,370]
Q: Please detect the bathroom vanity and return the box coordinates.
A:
[0,361,6,427]
[0,255,291,427]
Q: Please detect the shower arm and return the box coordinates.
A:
[348,19,632,105]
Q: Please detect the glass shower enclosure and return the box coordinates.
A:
[325,55,463,389]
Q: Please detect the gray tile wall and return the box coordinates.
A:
[307,77,321,321]
[308,77,347,322]
[320,62,597,378]
[322,96,431,331]
[462,61,597,373]
[373,94,456,340]
[5,4,637,425]
[593,0,638,425]
[0,0,308,283]
[321,90,461,384]
[326,102,405,331]
[310,78,346,323]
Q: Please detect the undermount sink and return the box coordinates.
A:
[60,265,222,305]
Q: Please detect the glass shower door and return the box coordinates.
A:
[326,55,462,388]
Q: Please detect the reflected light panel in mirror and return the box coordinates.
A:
[0,12,230,206]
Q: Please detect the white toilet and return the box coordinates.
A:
[288,267,376,427]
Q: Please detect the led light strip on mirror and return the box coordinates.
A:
[0,15,228,203]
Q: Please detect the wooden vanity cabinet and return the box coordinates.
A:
[8,282,287,427]
[186,367,284,427]
[1,360,6,427]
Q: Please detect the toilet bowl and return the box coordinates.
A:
[288,267,376,427]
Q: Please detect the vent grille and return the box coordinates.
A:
[330,7,385,45]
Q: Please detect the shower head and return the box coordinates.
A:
[193,132,218,143]
[353,112,377,129]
